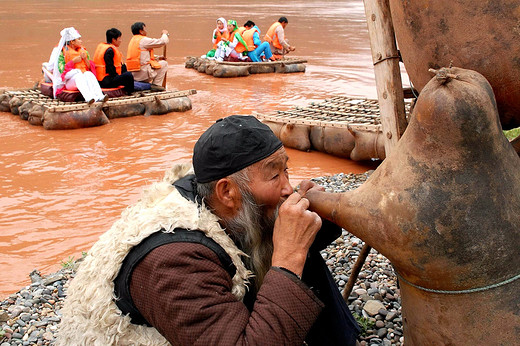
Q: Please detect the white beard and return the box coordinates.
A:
[224,189,279,292]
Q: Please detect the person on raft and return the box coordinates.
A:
[93,28,134,95]
[126,22,169,90]
[52,27,108,104]
[264,17,296,60]
[203,17,229,59]
[241,20,275,62]
[56,115,360,345]
[213,19,249,62]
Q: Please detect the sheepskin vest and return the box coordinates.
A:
[56,163,252,346]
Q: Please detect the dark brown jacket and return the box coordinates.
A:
[130,242,324,345]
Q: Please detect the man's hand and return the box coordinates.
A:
[162,30,169,36]
[289,46,296,52]
[271,191,322,277]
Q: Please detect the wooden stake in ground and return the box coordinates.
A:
[342,0,407,301]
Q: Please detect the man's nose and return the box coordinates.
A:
[280,174,293,197]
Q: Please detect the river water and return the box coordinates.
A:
[0,0,404,297]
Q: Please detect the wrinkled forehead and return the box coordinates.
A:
[251,147,288,173]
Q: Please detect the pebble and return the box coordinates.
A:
[0,172,404,345]
[0,266,75,346]
[385,311,397,321]
[363,300,386,316]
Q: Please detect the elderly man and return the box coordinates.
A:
[126,22,169,89]
[264,16,296,59]
[57,115,359,345]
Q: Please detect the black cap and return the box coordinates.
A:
[193,115,283,183]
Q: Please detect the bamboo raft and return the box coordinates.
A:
[185,56,307,77]
[0,88,196,130]
[253,96,412,161]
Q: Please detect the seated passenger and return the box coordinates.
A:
[204,17,229,59]
[52,27,107,104]
[214,20,248,62]
[42,46,61,83]
[93,28,134,95]
[240,20,275,62]
[127,22,169,88]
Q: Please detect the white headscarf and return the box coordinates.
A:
[216,17,227,33]
[52,27,81,97]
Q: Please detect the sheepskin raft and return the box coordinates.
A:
[0,88,196,130]
[185,56,307,78]
[254,96,412,161]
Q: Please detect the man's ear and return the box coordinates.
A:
[214,178,241,212]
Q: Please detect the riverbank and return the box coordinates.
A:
[0,172,403,346]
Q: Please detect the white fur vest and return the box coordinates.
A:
[56,163,252,345]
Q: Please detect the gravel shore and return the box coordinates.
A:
[0,171,403,346]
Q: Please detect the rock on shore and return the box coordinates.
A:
[0,171,403,346]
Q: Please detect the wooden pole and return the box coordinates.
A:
[364,0,407,152]
[342,0,407,301]
[343,242,372,299]
[162,45,168,88]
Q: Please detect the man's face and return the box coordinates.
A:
[139,26,147,36]
[224,147,291,289]
[112,36,122,47]
[281,22,288,29]
[245,25,252,30]
[246,147,292,219]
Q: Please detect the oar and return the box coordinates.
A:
[162,44,167,88]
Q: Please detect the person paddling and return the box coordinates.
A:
[264,17,296,60]
[126,22,169,91]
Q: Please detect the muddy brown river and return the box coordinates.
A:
[0,0,407,297]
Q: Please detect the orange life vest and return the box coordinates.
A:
[126,35,161,71]
[227,30,237,45]
[213,30,230,49]
[93,43,122,81]
[64,46,90,73]
[264,22,283,49]
[234,27,249,53]
[242,28,259,52]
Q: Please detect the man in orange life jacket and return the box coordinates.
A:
[93,28,134,94]
[126,22,169,88]
[241,20,275,62]
[264,17,296,59]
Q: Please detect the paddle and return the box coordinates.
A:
[162,44,167,88]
